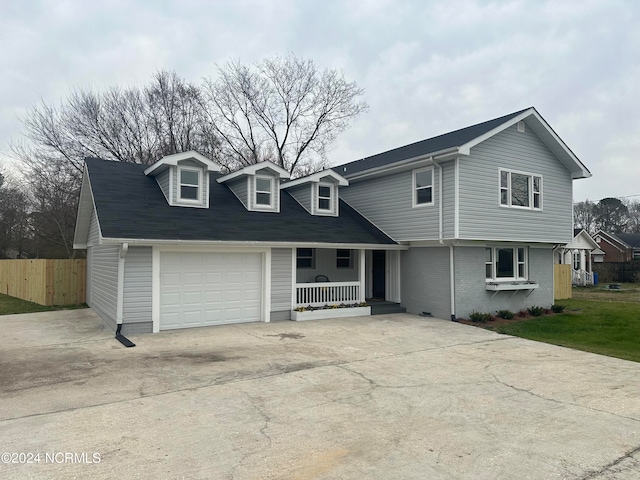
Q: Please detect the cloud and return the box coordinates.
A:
[1,0,639,201]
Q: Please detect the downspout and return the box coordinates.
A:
[433,159,455,321]
[115,242,135,347]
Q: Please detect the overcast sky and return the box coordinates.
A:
[1,0,638,202]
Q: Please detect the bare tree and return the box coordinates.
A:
[202,54,368,175]
[0,170,30,258]
[624,199,640,233]
[573,200,596,234]
[14,71,218,179]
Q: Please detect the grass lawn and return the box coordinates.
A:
[496,283,640,363]
[0,293,86,316]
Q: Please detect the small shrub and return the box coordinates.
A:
[516,309,529,318]
[551,304,565,313]
[469,311,493,323]
[496,309,515,319]
[527,306,545,317]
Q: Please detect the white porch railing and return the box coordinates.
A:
[572,269,594,286]
[295,281,360,307]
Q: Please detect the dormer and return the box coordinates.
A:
[144,151,222,208]
[280,170,348,217]
[217,161,290,213]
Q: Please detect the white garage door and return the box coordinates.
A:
[160,252,262,330]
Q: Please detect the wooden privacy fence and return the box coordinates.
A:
[554,264,572,300]
[0,259,86,306]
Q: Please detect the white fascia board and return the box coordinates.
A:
[280,169,348,189]
[100,238,408,250]
[217,161,290,183]
[145,151,222,176]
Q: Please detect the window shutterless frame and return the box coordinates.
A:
[296,248,315,269]
[178,167,201,202]
[254,175,274,208]
[317,183,334,212]
[485,246,528,281]
[498,168,542,210]
[412,166,434,207]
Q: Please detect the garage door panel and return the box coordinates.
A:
[160,252,263,330]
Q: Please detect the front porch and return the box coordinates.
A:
[292,248,402,313]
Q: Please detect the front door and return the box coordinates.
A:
[372,250,385,299]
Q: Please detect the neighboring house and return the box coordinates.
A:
[554,229,603,285]
[593,231,640,262]
[74,107,591,334]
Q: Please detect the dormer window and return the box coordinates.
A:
[280,169,348,217]
[144,151,221,209]
[255,176,274,208]
[179,168,201,201]
[317,183,333,211]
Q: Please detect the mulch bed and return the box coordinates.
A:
[456,309,581,330]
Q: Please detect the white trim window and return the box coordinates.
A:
[500,169,542,210]
[178,167,201,202]
[255,176,274,208]
[336,249,353,269]
[485,246,528,281]
[296,248,315,269]
[413,167,434,207]
[317,183,334,212]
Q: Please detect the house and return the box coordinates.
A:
[554,229,603,285]
[73,107,591,334]
[593,231,640,262]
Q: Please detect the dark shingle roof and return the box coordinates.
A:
[86,158,396,245]
[338,108,531,176]
[613,233,640,248]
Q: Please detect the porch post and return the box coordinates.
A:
[359,249,366,302]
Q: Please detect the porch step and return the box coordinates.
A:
[370,302,406,315]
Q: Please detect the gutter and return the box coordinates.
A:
[433,158,456,321]
[115,243,135,347]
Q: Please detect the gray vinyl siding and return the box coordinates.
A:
[287,184,312,213]
[458,124,573,243]
[122,246,152,331]
[400,247,451,320]
[453,246,554,319]
[227,177,249,208]
[89,243,119,329]
[295,248,359,283]
[271,248,293,320]
[156,169,170,201]
[340,168,441,242]
[441,161,456,238]
[88,207,100,246]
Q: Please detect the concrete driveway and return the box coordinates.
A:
[1,309,639,480]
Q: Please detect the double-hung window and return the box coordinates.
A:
[500,170,542,209]
[317,183,333,212]
[255,176,273,207]
[296,248,315,269]
[179,168,200,201]
[336,249,352,269]
[485,247,528,281]
[413,167,433,207]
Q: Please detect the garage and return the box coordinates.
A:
[159,252,262,330]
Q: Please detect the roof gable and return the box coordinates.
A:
[144,151,221,176]
[338,107,591,180]
[281,169,348,189]
[217,161,290,184]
